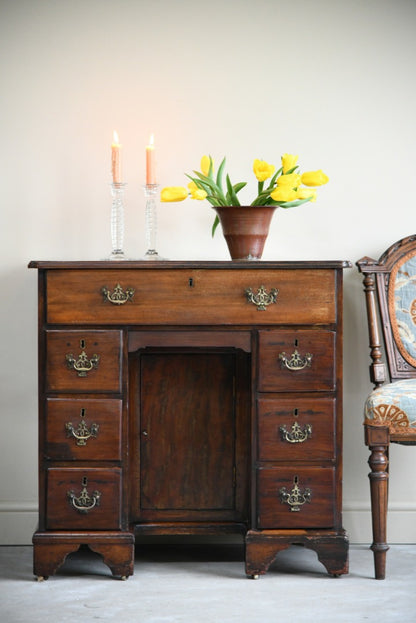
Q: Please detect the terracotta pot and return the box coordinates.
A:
[213,205,277,260]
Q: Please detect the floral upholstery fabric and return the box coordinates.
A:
[389,253,416,367]
[364,379,416,437]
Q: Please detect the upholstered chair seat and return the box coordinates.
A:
[365,379,416,441]
[357,235,416,579]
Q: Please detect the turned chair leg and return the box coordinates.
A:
[365,425,390,579]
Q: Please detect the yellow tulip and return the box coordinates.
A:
[160,186,188,202]
[200,155,213,177]
[188,181,208,200]
[297,187,317,202]
[270,186,298,202]
[276,172,301,188]
[191,189,208,200]
[301,170,329,186]
[281,153,298,174]
[253,159,275,182]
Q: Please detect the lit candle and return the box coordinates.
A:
[111,131,122,184]
[146,134,156,185]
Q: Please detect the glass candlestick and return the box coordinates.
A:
[109,182,127,260]
[142,183,165,260]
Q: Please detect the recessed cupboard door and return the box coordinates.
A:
[130,349,250,524]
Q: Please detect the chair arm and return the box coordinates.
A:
[356,260,387,387]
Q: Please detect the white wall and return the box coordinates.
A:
[1,0,416,545]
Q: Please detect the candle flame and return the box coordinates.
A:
[148,134,154,147]
[113,130,119,144]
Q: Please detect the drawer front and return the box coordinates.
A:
[45,398,122,460]
[46,330,122,393]
[258,330,336,392]
[46,468,122,530]
[257,397,336,461]
[45,269,336,326]
[257,467,335,529]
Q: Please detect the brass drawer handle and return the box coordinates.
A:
[280,421,312,444]
[279,349,312,371]
[66,350,100,377]
[245,285,278,311]
[279,476,312,512]
[65,409,99,446]
[67,477,101,514]
[102,283,135,305]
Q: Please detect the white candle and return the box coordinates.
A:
[146,134,156,185]
[111,131,122,184]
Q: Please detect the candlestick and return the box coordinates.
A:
[142,184,165,260]
[111,131,122,184]
[146,134,156,185]
[109,182,127,260]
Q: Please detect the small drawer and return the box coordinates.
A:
[257,330,335,392]
[45,268,336,326]
[46,467,122,530]
[45,330,122,393]
[257,397,336,461]
[257,467,335,529]
[45,398,122,460]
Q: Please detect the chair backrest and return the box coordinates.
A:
[357,234,416,387]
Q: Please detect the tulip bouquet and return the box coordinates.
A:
[161,154,329,236]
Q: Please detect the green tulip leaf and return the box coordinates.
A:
[226,174,240,206]
[278,197,313,208]
[211,214,220,237]
[233,182,247,194]
[216,157,226,188]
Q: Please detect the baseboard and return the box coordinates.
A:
[1,503,416,546]
[344,503,416,543]
[0,503,38,545]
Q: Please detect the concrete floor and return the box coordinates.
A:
[0,542,414,622]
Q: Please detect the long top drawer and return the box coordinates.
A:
[40,266,339,325]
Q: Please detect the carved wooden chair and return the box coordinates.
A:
[357,234,416,579]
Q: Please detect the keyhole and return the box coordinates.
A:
[80,408,86,418]
[293,408,299,417]
[294,339,299,347]
[80,339,86,349]
[82,476,88,487]
[188,277,194,287]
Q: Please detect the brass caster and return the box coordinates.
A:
[120,575,128,581]
[36,575,48,582]
[249,574,260,580]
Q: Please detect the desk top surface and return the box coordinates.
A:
[29,260,352,270]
